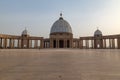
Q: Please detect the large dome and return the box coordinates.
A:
[50,14,72,34]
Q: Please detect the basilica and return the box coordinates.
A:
[0,13,120,49]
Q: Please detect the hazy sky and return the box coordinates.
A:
[0,0,120,38]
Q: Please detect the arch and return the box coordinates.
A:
[59,40,64,48]
[67,40,70,48]
[53,40,56,48]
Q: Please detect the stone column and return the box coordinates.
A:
[69,40,71,48]
[29,40,32,48]
[85,40,87,48]
[119,38,120,49]
[103,39,106,49]
[0,38,2,48]
[43,40,44,48]
[58,40,59,48]
[13,39,15,48]
[71,39,73,48]
[112,39,115,49]
[21,39,23,48]
[91,40,94,49]
[79,39,83,49]
[36,40,38,48]
[85,40,89,49]
[65,39,67,48]
[19,40,21,48]
[99,39,103,49]
[9,39,11,48]
[10,39,13,48]
[40,39,44,49]
[94,39,97,49]
[70,39,73,48]
[3,38,4,48]
[50,39,52,48]
[63,39,66,48]
[3,38,6,48]
[34,40,38,48]
[76,40,78,48]
[75,41,77,48]
[17,39,19,48]
[77,41,79,48]
[55,39,57,48]
[51,39,53,48]
[109,39,112,49]
[117,38,120,49]
[46,42,48,48]
[56,39,58,48]
[48,41,50,48]
[57,39,60,48]
[27,39,29,48]
[4,38,7,48]
[34,40,36,48]
[45,41,47,48]
[88,40,89,48]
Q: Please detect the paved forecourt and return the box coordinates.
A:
[0,49,120,80]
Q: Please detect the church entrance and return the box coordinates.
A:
[67,40,70,48]
[53,40,56,48]
[59,40,64,48]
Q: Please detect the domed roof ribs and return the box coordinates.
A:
[94,28,102,37]
[21,27,29,36]
[50,14,72,34]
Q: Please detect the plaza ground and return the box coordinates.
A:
[0,49,120,80]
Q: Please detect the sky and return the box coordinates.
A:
[0,0,120,38]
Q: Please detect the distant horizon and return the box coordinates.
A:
[0,0,120,38]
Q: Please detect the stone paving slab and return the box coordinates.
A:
[0,49,120,80]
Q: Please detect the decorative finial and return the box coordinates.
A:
[60,12,62,17]
[59,12,63,20]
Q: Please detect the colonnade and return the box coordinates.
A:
[79,39,94,49]
[79,35,120,49]
[73,39,79,48]
[1,34,120,49]
[44,39,50,48]
[0,34,44,49]
[49,38,73,48]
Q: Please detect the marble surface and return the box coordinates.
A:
[0,49,120,80]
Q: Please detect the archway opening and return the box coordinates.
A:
[53,40,56,48]
[59,40,64,48]
[97,44,100,48]
[67,40,70,48]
